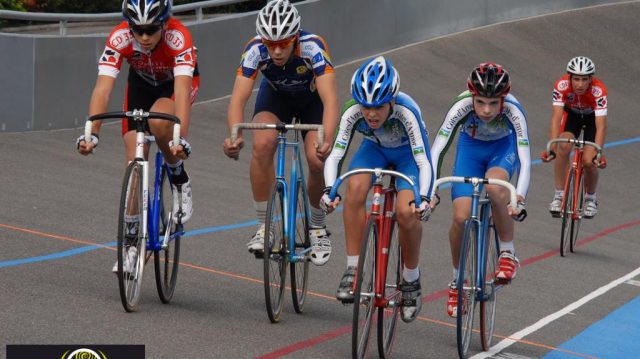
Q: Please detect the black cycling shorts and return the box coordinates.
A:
[560,107,596,142]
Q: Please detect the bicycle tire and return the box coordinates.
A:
[264,181,287,323]
[480,212,499,351]
[457,219,478,359]
[377,215,401,359]
[154,166,181,303]
[117,161,146,312]
[560,169,575,257]
[570,173,585,253]
[352,218,377,359]
[290,177,310,314]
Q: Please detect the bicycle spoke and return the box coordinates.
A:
[353,219,377,359]
[560,170,575,257]
[290,178,310,314]
[480,214,499,351]
[377,217,400,359]
[264,182,286,323]
[457,220,477,358]
[154,166,181,303]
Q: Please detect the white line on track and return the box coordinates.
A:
[470,266,640,358]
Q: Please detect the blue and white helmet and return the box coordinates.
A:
[351,56,400,107]
[122,0,171,25]
[566,56,595,76]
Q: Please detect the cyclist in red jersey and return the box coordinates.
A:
[222,0,338,266]
[542,56,607,218]
[76,0,199,272]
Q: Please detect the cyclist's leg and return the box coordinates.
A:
[551,111,579,211]
[396,188,423,322]
[581,117,599,217]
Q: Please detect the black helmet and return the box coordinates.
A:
[467,62,511,98]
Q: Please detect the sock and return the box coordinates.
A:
[310,205,326,228]
[167,160,189,185]
[452,268,459,284]
[347,255,359,268]
[254,201,267,226]
[554,189,564,198]
[499,240,515,253]
[403,265,420,283]
[585,192,597,201]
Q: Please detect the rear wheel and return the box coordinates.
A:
[264,181,287,323]
[117,161,146,312]
[290,178,310,314]
[570,173,585,253]
[352,218,377,359]
[377,216,400,358]
[457,220,477,359]
[560,170,576,257]
[480,213,499,351]
[154,166,181,303]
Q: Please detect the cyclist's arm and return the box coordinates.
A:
[324,102,360,188]
[549,105,564,148]
[316,72,339,148]
[430,93,470,180]
[87,75,117,135]
[174,75,192,137]
[226,75,254,134]
[594,115,607,148]
[504,100,531,200]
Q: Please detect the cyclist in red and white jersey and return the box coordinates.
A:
[222,0,338,266]
[76,0,199,273]
[542,56,607,218]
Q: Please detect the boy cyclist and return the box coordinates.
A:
[542,56,608,218]
[322,56,434,322]
[222,0,338,266]
[430,63,529,317]
[77,0,199,272]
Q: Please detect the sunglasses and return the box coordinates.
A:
[262,36,297,50]
[130,24,163,36]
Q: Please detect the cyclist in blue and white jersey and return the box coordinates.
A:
[321,56,434,323]
[430,63,530,318]
[222,0,338,266]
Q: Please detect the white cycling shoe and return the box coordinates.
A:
[111,247,138,274]
[172,180,193,223]
[309,227,331,266]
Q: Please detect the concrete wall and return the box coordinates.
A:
[0,0,626,132]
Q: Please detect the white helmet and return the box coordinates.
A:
[256,0,301,41]
[566,56,595,75]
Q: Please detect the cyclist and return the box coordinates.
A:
[321,56,434,323]
[430,63,529,318]
[542,56,608,218]
[222,0,338,266]
[77,0,199,272]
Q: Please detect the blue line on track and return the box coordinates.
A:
[1,136,638,268]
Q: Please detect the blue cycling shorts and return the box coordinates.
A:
[253,80,323,129]
[348,139,419,192]
[451,132,519,200]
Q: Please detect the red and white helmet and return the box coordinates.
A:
[566,56,595,76]
[256,0,301,41]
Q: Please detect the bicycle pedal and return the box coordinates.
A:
[494,278,512,286]
[550,211,561,218]
[251,250,264,259]
[338,298,354,305]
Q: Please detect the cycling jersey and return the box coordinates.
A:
[98,18,197,86]
[431,91,531,199]
[552,74,608,116]
[324,92,433,198]
[236,30,334,97]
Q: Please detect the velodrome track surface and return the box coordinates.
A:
[2,3,640,358]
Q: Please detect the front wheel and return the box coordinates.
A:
[154,166,181,303]
[457,219,478,359]
[377,216,401,359]
[117,161,146,312]
[290,178,310,314]
[480,214,499,351]
[264,181,287,323]
[352,218,377,359]
[570,173,585,253]
[560,169,576,257]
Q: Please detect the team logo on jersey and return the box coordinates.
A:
[591,85,603,97]
[109,29,132,50]
[567,93,575,102]
[164,30,186,50]
[596,97,607,108]
[518,138,529,147]
[412,146,425,155]
[557,80,569,91]
[552,90,562,102]
[334,141,347,150]
[99,49,121,66]
[438,129,451,137]
[175,49,194,66]
[296,65,308,75]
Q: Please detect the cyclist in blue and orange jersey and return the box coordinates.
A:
[430,63,529,318]
[222,0,338,266]
[76,0,199,272]
[541,56,608,218]
[321,56,434,323]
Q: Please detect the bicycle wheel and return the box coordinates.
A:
[480,213,499,351]
[352,218,377,359]
[154,166,181,303]
[264,181,287,323]
[457,219,478,359]
[117,161,146,312]
[570,173,585,253]
[560,169,576,257]
[290,178,310,314]
[377,215,401,359]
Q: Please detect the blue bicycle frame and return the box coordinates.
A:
[148,150,184,252]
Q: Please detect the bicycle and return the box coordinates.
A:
[433,176,520,359]
[85,110,184,312]
[544,138,604,257]
[231,121,324,324]
[328,168,422,359]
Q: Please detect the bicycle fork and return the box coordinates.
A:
[374,184,397,308]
